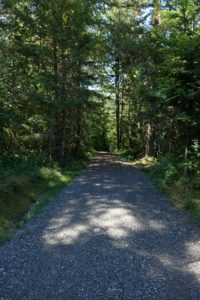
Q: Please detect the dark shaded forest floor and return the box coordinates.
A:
[1,152,200,299]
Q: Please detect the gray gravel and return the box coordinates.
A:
[1,152,200,300]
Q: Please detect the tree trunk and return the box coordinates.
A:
[53,39,59,160]
[53,42,67,164]
[54,109,67,164]
[145,122,155,157]
[153,0,162,26]
[74,106,82,157]
[115,54,121,150]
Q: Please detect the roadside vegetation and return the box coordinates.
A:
[0,157,88,244]
[132,143,200,224]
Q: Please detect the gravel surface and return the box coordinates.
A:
[1,152,200,299]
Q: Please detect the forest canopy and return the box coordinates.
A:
[0,0,199,164]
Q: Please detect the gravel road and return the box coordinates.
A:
[1,152,200,299]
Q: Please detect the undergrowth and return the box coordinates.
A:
[0,158,88,244]
[134,156,200,225]
[113,149,135,161]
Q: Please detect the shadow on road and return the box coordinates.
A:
[40,153,200,299]
[1,153,200,299]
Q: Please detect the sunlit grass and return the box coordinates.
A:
[0,160,87,244]
[133,156,157,168]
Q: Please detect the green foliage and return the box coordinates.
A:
[113,149,136,161]
[1,0,199,160]
[135,155,200,225]
[152,157,179,186]
[0,158,87,244]
[0,0,104,163]
[186,140,200,175]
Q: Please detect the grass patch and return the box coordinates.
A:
[134,157,200,225]
[0,159,88,244]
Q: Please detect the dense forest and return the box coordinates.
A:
[0,0,200,240]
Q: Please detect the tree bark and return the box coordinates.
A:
[115,54,121,150]
[145,122,155,157]
[74,106,82,157]
[53,41,67,164]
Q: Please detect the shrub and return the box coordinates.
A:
[186,140,200,175]
[153,156,179,185]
